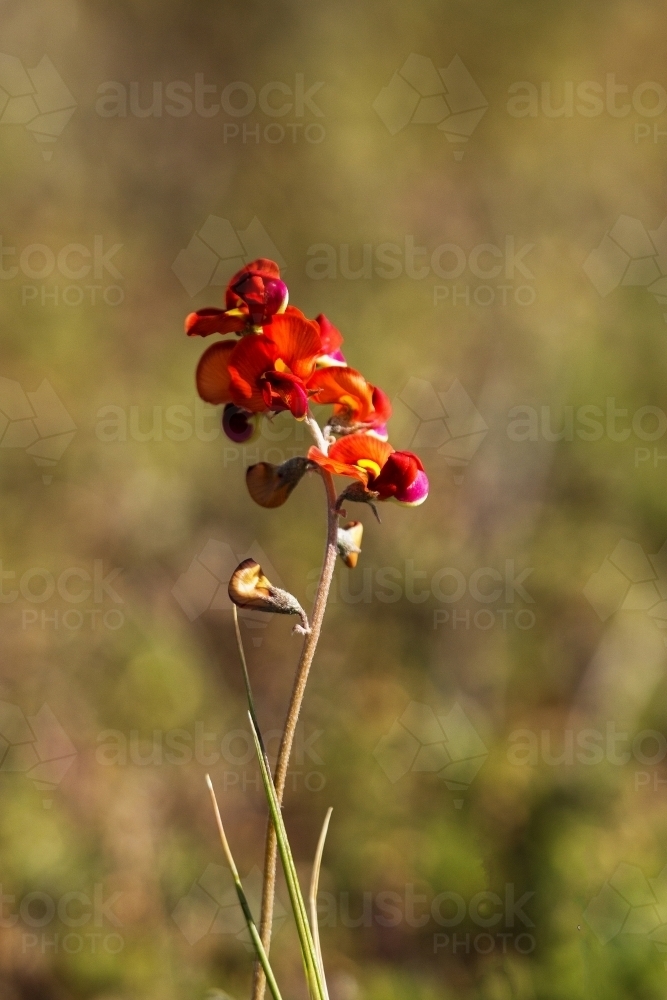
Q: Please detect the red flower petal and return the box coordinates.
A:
[265,313,322,379]
[307,446,369,482]
[328,434,394,469]
[186,308,246,337]
[263,371,310,418]
[307,367,374,422]
[225,258,282,309]
[227,334,279,412]
[196,341,236,404]
[314,314,344,356]
[373,451,425,500]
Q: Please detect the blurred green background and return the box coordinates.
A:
[3,0,667,997]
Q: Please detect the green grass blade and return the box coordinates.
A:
[206,775,285,1000]
[248,712,327,1000]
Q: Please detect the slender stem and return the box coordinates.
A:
[252,465,338,1000]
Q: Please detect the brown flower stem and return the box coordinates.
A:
[251,464,338,1000]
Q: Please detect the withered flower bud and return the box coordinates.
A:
[336,521,364,568]
[335,482,381,523]
[228,559,310,634]
[246,457,311,509]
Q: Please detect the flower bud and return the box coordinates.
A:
[222,404,257,443]
[337,521,364,568]
[228,559,310,634]
[246,457,310,508]
[227,260,289,326]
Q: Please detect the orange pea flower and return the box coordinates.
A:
[308,434,428,506]
[307,366,391,438]
[185,258,289,337]
[196,310,321,419]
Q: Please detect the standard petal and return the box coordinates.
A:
[195,341,236,404]
[265,313,322,379]
[328,434,394,469]
[307,446,369,482]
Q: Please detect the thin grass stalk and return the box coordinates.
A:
[308,807,333,995]
[248,712,327,1000]
[205,775,285,1000]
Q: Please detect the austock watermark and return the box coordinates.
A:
[95,72,325,145]
[0,882,123,955]
[318,882,535,956]
[95,397,306,456]
[507,723,667,793]
[315,558,535,632]
[172,537,291,647]
[0,236,123,307]
[373,54,488,159]
[173,864,287,948]
[0,53,76,160]
[584,538,667,641]
[584,862,667,964]
[374,702,488,808]
[172,215,284,298]
[391,377,487,485]
[506,74,667,144]
[172,860,535,956]
[96,719,325,793]
[506,399,667,469]
[0,701,75,806]
[305,235,536,308]
[0,559,125,632]
[0,376,75,483]
[583,214,667,323]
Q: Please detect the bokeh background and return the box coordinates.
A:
[3,1,667,997]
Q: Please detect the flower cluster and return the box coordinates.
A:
[187,259,429,521]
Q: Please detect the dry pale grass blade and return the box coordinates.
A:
[308,807,333,997]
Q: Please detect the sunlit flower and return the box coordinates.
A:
[308,434,428,505]
[196,311,322,419]
[185,258,288,338]
[228,558,310,633]
[307,367,391,439]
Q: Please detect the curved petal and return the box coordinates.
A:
[392,469,429,506]
[307,446,369,483]
[308,367,374,422]
[328,434,394,469]
[314,313,344,356]
[265,313,321,379]
[371,385,392,424]
[195,341,236,404]
[227,334,278,412]
[246,457,310,508]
